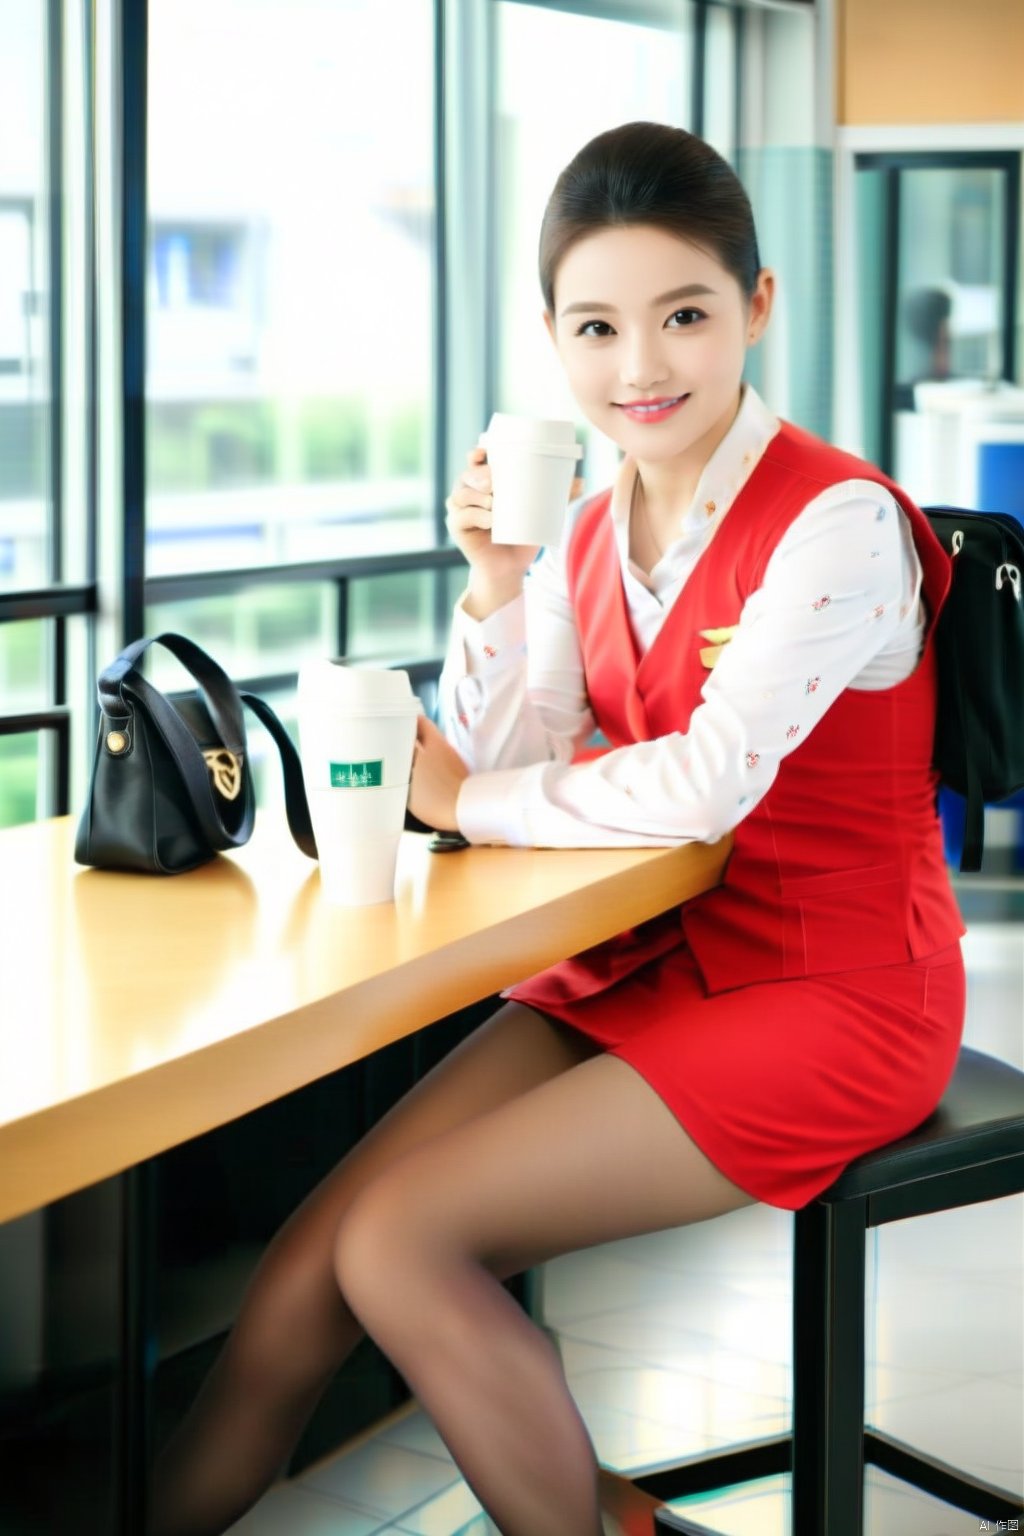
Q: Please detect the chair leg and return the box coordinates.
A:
[792,1197,868,1536]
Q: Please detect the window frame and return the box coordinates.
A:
[855,148,1021,476]
[0,0,739,827]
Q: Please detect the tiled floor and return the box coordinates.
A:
[226,892,1024,1536]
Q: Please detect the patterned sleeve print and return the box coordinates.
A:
[438,531,596,775]
[688,484,913,811]
[456,483,924,849]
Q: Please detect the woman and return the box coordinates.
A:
[151,122,964,1536]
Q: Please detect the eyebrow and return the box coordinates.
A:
[559,282,717,318]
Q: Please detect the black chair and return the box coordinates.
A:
[625,1046,1024,1534]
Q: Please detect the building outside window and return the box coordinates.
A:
[0,0,753,837]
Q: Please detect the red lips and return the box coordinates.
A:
[616,394,688,423]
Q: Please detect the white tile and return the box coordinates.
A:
[558,1331,791,1405]
[863,1466,1006,1536]
[866,1361,980,1412]
[870,1373,1023,1486]
[960,924,1024,1066]
[300,1441,461,1522]
[555,1297,742,1358]
[392,1478,485,1534]
[553,1287,790,1371]
[377,1408,454,1464]
[666,1466,991,1536]
[960,921,1024,969]
[665,1472,792,1536]
[541,1248,692,1322]
[870,1276,1023,1378]
[568,1362,788,1472]
[576,1400,730,1474]
[224,1482,386,1535]
[605,1205,792,1282]
[871,1195,1024,1278]
[539,1212,791,1333]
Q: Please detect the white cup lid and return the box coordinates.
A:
[297,660,422,713]
[480,413,582,457]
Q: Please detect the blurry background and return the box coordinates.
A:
[1,0,1021,831]
[0,1,1021,1531]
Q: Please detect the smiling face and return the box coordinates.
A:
[546,223,773,483]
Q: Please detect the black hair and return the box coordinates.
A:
[539,121,762,313]
[904,287,952,346]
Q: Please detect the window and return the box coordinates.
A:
[146,0,437,578]
[0,1,51,594]
[493,0,695,490]
[0,0,762,842]
[854,152,1021,478]
[703,3,738,164]
[0,0,71,831]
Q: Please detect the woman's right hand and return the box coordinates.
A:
[445,446,539,616]
[446,446,583,620]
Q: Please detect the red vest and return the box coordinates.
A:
[565,421,964,993]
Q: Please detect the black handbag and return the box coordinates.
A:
[74,632,318,874]
[925,506,1024,872]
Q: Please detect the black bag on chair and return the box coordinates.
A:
[925,506,1024,873]
[75,632,318,874]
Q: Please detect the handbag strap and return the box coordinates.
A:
[99,632,247,754]
[123,667,255,851]
[100,633,252,852]
[956,654,985,874]
[241,691,318,859]
[97,632,317,860]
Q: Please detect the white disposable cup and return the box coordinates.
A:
[296,662,423,905]
[306,785,409,906]
[479,413,583,547]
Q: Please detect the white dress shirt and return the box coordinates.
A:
[440,386,925,849]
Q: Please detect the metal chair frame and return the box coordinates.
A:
[623,1047,1024,1534]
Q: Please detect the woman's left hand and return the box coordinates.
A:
[408,716,470,832]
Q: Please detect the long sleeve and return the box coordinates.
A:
[453,483,924,849]
[438,529,595,772]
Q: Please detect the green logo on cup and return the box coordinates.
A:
[330,760,383,788]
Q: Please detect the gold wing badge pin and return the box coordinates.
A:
[698,625,739,669]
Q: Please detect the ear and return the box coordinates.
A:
[543,308,557,346]
[746,268,775,346]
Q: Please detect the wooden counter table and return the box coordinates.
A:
[0,813,729,1533]
[1,815,730,1226]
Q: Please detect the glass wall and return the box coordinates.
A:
[0,0,68,831]
[146,0,437,580]
[703,2,738,164]
[0,0,794,840]
[140,0,456,783]
[738,3,832,438]
[853,152,1020,486]
[896,167,1008,390]
[494,0,695,489]
[0,0,51,593]
[0,619,50,824]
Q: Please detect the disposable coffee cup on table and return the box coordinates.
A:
[479,413,583,547]
[296,661,423,906]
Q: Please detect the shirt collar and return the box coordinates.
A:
[609,384,780,546]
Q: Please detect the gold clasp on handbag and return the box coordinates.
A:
[202,749,243,801]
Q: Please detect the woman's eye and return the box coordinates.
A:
[574,319,614,338]
[667,308,704,328]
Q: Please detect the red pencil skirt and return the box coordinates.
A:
[506,937,965,1210]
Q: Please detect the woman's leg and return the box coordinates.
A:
[333,1053,754,1536]
[148,1002,602,1536]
